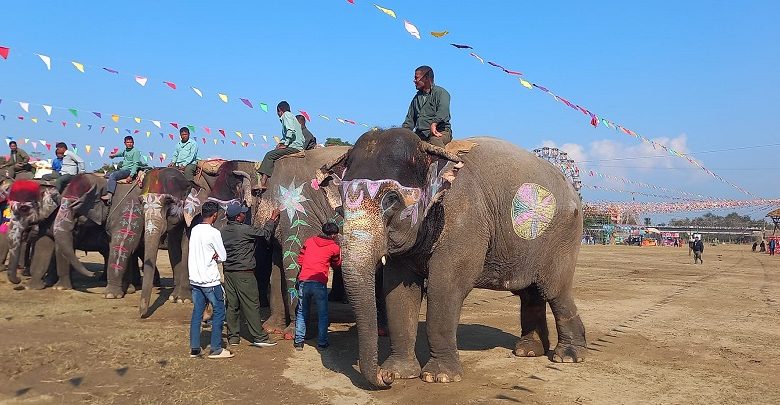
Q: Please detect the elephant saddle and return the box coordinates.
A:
[445,140,478,156]
[197,159,227,175]
[277,151,307,160]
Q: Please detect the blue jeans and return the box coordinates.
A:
[106,169,131,194]
[190,284,226,354]
[294,281,329,346]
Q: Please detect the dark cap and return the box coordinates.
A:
[226,202,249,218]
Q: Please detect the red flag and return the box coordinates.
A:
[203,127,211,134]
[61,121,67,127]
[344,119,356,125]
[298,110,311,121]
[347,0,354,3]
[134,129,140,134]
[163,81,177,90]
[0,46,9,60]
[17,116,23,120]
[219,129,226,137]
[46,144,52,151]
[169,133,175,140]
[231,140,237,145]
[590,117,599,127]
[170,122,178,129]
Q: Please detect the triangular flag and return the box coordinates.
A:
[187,125,195,132]
[298,110,311,121]
[42,105,52,115]
[100,126,105,133]
[214,139,218,144]
[235,131,243,138]
[191,87,203,97]
[126,129,131,134]
[240,98,253,108]
[163,81,177,90]
[219,129,226,137]
[519,79,533,89]
[374,4,396,18]
[248,133,254,140]
[151,120,161,128]
[0,46,9,60]
[24,138,29,144]
[218,93,228,103]
[146,131,151,138]
[430,31,449,38]
[202,137,206,144]
[36,54,52,70]
[469,52,484,63]
[68,108,78,117]
[169,134,174,140]
[134,117,141,123]
[259,103,268,112]
[71,61,85,73]
[93,111,102,118]
[85,145,91,154]
[170,122,179,129]
[75,123,81,128]
[31,118,38,123]
[61,121,67,127]
[262,135,268,142]
[319,114,330,120]
[450,43,473,49]
[135,76,148,86]
[111,114,119,122]
[203,127,211,135]
[149,152,154,159]
[87,124,92,130]
[31,141,38,149]
[103,67,119,74]
[404,21,421,39]
[114,127,119,134]
[70,143,76,149]
[19,102,29,112]
[160,153,166,160]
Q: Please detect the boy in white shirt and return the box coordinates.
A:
[188,201,232,359]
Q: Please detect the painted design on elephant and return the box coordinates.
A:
[183,188,200,217]
[0,203,10,234]
[511,183,556,240]
[53,197,75,235]
[207,196,239,211]
[341,178,423,225]
[110,198,142,272]
[142,194,164,236]
[276,179,312,301]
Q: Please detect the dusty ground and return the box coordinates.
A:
[1,244,778,404]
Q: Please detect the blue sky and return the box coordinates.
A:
[1,1,778,219]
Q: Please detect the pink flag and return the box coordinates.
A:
[298,110,311,121]
[0,46,9,60]
[203,127,211,135]
[163,81,177,90]
[170,122,179,129]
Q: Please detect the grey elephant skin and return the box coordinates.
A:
[53,174,144,294]
[320,129,586,387]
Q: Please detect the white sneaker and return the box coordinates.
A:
[250,341,278,348]
[207,349,234,359]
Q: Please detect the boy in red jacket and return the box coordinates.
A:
[294,222,342,351]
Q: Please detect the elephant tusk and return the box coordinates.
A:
[381,255,386,266]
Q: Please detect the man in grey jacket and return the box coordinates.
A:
[53,142,85,192]
[221,202,280,347]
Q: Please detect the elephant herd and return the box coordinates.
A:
[3,129,587,388]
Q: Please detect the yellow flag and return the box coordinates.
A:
[75,123,81,128]
[430,31,449,38]
[273,136,281,144]
[134,117,141,123]
[235,131,243,138]
[114,127,119,134]
[519,79,533,89]
[31,118,38,123]
[71,61,85,73]
[374,4,396,18]
[85,145,91,153]
[146,131,151,138]
[111,114,120,122]
[218,93,228,103]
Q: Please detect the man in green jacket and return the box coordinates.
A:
[221,202,280,347]
[0,141,33,180]
[101,136,143,203]
[402,65,453,147]
[253,101,305,192]
[168,127,199,183]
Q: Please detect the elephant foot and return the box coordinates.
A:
[104,286,125,299]
[382,355,421,380]
[126,284,137,295]
[7,274,21,285]
[21,268,31,277]
[513,333,548,357]
[27,281,46,290]
[52,282,73,291]
[551,343,586,363]
[421,357,463,383]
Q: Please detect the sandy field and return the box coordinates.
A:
[1,244,778,404]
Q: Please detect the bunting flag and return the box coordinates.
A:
[430,31,449,38]
[191,87,203,97]
[71,61,85,73]
[259,103,268,112]
[93,111,102,118]
[36,54,51,70]
[0,46,9,59]
[31,118,38,123]
[19,102,29,112]
[469,53,484,64]
[68,108,78,117]
[218,93,228,103]
[450,43,473,49]
[298,110,311,121]
[151,120,161,128]
[170,122,179,129]
[374,4,396,18]
[135,76,148,86]
[404,21,421,39]
[134,117,141,123]
[584,198,780,215]
[111,114,120,122]
[163,81,177,90]
[203,127,211,135]
[103,67,119,74]
[240,98,253,108]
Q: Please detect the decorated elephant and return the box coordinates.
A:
[318,129,586,387]
[251,147,350,338]
[5,180,103,289]
[53,173,144,295]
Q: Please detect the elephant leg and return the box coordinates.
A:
[21,240,31,277]
[29,237,55,290]
[263,249,287,334]
[548,290,587,363]
[168,228,191,303]
[513,284,550,357]
[381,259,423,380]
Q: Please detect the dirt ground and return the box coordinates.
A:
[1,244,778,404]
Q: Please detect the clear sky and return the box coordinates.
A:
[1,1,778,219]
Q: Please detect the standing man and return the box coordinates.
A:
[693,235,704,264]
[188,201,232,359]
[168,127,199,183]
[294,222,342,351]
[402,65,452,147]
[101,136,143,204]
[0,141,32,179]
[253,101,305,192]
[221,202,280,347]
[52,142,85,192]
[295,114,317,150]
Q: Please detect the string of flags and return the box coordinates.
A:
[585,169,718,200]
[584,199,780,215]
[341,2,754,197]
[0,44,373,130]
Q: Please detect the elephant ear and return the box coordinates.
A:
[315,149,351,211]
[38,184,61,219]
[183,187,209,227]
[232,170,253,207]
[419,142,464,218]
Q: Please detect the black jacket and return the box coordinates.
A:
[693,240,704,253]
[220,219,277,271]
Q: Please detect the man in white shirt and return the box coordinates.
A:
[188,201,233,359]
[49,142,85,192]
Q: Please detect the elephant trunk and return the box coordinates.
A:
[140,216,165,318]
[6,217,27,284]
[54,204,96,278]
[341,227,393,388]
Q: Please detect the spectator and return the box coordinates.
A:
[693,235,704,264]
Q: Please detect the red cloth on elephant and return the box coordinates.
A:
[297,236,341,285]
[9,180,39,202]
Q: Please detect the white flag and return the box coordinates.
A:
[135,76,148,86]
[98,146,105,157]
[42,105,52,116]
[404,21,421,39]
[19,102,29,112]
[192,87,203,97]
[151,120,161,128]
[36,54,52,70]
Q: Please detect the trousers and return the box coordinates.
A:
[224,271,269,343]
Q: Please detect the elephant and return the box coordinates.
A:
[250,146,352,338]
[5,179,102,289]
[318,128,586,387]
[52,173,145,295]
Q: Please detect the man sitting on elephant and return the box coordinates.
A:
[402,65,452,147]
[168,127,199,184]
[43,142,85,192]
[101,136,144,204]
[253,101,305,192]
[0,141,33,180]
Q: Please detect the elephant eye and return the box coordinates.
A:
[380,191,400,214]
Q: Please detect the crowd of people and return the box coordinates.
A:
[0,65,454,357]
